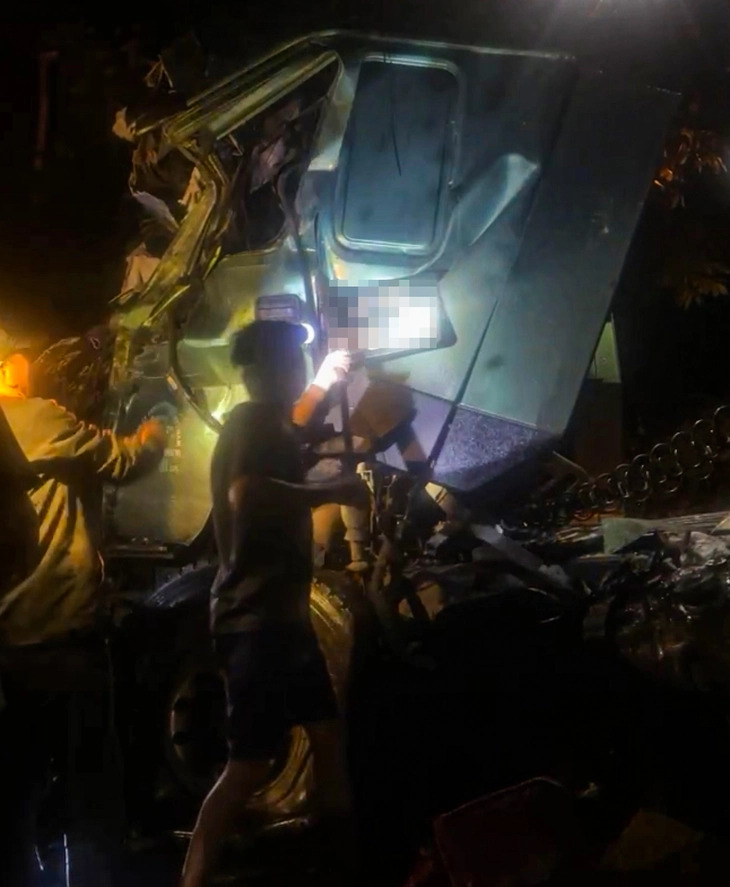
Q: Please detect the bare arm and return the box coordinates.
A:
[292,350,351,429]
[291,383,327,429]
[226,475,328,575]
[229,472,366,516]
[72,418,166,484]
[226,473,366,579]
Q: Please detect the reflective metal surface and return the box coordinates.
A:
[105,30,679,551]
[335,61,458,255]
[462,73,679,433]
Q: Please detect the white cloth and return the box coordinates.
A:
[312,350,351,392]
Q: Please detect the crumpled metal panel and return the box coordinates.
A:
[110,405,219,547]
[105,31,681,551]
[462,73,679,434]
[371,77,678,491]
[306,43,575,288]
[104,334,227,550]
[373,176,535,402]
[335,61,458,255]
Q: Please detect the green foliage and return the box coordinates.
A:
[660,256,730,309]
[654,127,727,209]
[653,124,730,308]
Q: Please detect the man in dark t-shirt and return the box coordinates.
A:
[181,321,366,887]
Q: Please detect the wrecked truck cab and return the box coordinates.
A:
[105,31,679,557]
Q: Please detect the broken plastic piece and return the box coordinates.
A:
[130,190,179,231]
[179,167,203,211]
[118,244,161,300]
[112,108,136,143]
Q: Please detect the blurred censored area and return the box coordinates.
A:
[326,280,440,352]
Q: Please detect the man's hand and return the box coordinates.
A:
[147,401,179,429]
[138,418,167,450]
[139,402,178,450]
[312,350,351,393]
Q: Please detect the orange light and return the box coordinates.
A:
[1,353,31,396]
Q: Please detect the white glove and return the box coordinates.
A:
[312,350,351,392]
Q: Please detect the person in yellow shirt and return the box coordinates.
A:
[0,344,171,887]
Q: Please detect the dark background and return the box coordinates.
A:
[1,0,729,409]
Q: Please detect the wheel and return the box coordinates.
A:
[161,575,357,821]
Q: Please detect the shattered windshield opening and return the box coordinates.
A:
[217,60,339,256]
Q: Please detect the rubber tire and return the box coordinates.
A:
[161,576,357,821]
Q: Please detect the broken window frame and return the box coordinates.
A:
[218,60,340,256]
[120,47,343,336]
[111,47,346,431]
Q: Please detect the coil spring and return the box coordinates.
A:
[515,406,730,528]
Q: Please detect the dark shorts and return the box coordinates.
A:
[215,626,338,760]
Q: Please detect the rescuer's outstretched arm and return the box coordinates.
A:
[291,384,327,429]
[229,472,367,517]
[25,398,167,484]
[292,350,351,428]
[227,473,368,575]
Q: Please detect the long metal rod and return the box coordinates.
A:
[340,381,354,465]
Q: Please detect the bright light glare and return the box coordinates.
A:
[387,305,437,350]
[325,282,440,351]
[300,322,316,345]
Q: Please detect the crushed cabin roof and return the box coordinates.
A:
[104,31,680,550]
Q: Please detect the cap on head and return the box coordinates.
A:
[231,320,307,369]
[0,329,30,363]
